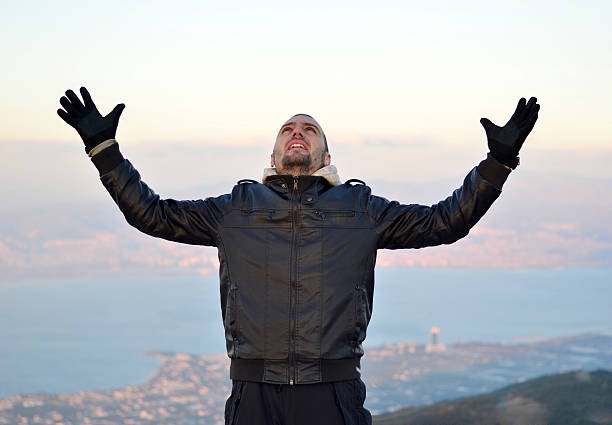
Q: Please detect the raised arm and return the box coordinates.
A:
[57,87,227,247]
[373,96,540,250]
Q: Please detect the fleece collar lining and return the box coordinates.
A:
[262,164,342,187]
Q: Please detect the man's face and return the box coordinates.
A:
[271,115,331,176]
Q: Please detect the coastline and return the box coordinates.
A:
[2,332,611,424]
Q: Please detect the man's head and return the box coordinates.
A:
[271,114,331,176]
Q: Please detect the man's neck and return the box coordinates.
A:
[263,164,341,187]
[276,166,316,176]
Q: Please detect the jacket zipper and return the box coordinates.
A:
[289,176,299,385]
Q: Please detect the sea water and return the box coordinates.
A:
[1,268,610,398]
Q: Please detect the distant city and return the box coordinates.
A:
[1,332,611,425]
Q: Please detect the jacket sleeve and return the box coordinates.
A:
[371,154,512,250]
[91,143,228,247]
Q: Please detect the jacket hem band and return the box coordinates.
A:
[230,358,361,384]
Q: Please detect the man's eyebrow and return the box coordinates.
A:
[279,121,320,132]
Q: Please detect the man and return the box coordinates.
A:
[57,87,540,425]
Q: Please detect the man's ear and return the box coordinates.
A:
[270,153,275,167]
[324,153,331,167]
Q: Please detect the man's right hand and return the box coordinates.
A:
[57,87,125,154]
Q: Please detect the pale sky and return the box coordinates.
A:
[1,0,611,150]
[1,1,612,277]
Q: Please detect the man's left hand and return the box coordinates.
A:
[480,96,540,169]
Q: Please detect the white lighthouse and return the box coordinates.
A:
[425,326,447,353]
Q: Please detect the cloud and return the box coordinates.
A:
[2,212,611,283]
[376,222,612,270]
[2,144,612,282]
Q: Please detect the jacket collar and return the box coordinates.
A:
[262,164,342,187]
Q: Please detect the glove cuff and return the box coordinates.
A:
[88,139,116,157]
[83,129,117,154]
[489,151,520,169]
[477,153,513,190]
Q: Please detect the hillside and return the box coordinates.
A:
[373,369,612,425]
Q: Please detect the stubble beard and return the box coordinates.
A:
[281,154,312,176]
[276,150,325,176]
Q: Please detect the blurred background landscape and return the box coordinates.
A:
[1,1,611,424]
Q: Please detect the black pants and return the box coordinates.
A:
[224,378,372,425]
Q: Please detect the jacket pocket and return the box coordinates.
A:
[353,285,370,344]
[240,208,276,215]
[225,285,240,355]
[314,209,356,220]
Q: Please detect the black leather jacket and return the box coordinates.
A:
[92,144,511,385]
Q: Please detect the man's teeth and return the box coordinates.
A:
[289,144,306,149]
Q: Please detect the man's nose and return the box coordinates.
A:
[292,126,304,138]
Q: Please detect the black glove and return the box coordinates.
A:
[57,87,125,154]
[480,96,540,169]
